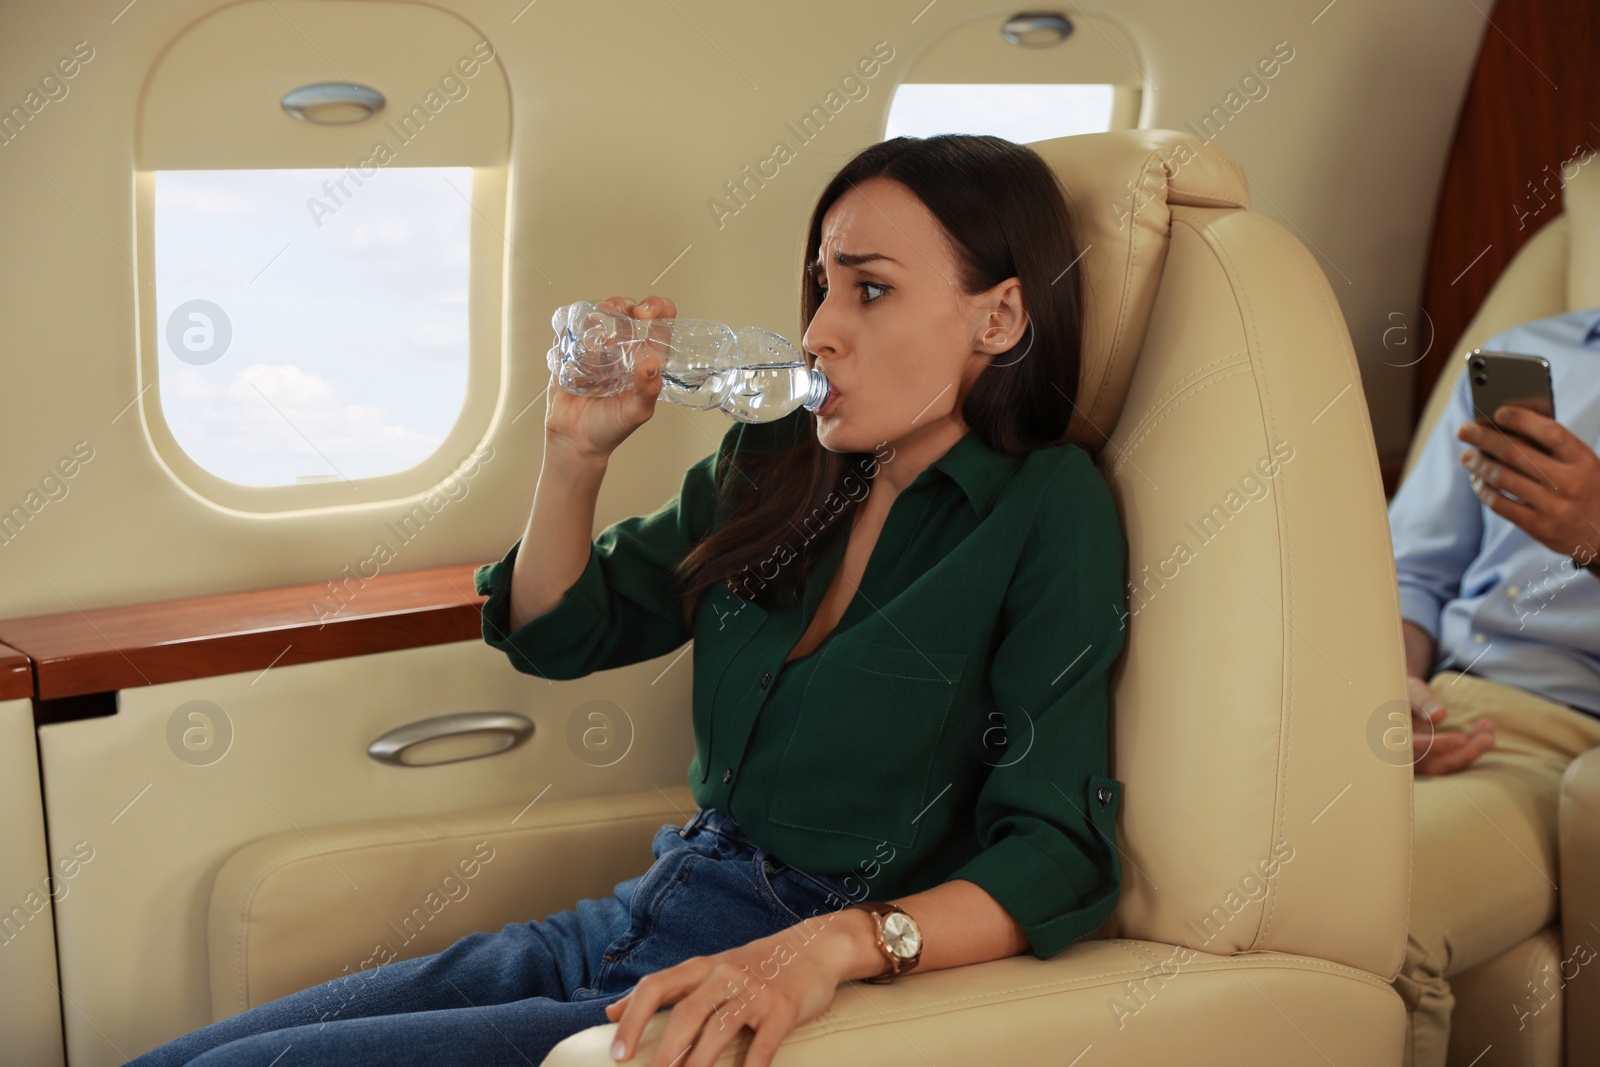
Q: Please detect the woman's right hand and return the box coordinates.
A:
[544,294,677,460]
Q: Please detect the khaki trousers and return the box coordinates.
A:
[1393,669,1600,1067]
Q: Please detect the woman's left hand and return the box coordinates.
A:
[604,915,856,1067]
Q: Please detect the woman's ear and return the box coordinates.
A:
[970,276,1030,355]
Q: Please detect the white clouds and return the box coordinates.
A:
[163,363,443,483]
[233,361,338,407]
[153,167,471,486]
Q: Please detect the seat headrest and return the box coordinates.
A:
[1563,148,1600,309]
[1028,130,1251,453]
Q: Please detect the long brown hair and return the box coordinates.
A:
[670,134,1087,628]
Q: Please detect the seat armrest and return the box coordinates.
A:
[544,939,1404,1066]
[1559,746,1600,1065]
[208,786,696,1020]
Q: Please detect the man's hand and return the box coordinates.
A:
[1408,675,1495,775]
[1457,404,1600,568]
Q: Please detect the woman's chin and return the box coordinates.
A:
[815,421,883,457]
[813,416,853,450]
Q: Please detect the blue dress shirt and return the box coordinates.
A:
[1389,307,1600,716]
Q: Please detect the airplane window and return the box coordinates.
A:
[154,167,472,487]
[886,83,1117,143]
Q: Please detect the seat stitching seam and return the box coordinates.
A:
[1117,350,1250,439]
[222,806,683,1011]
[1112,351,1251,449]
[1174,210,1325,951]
[1109,365,1254,477]
[1173,212,1289,948]
[806,950,1396,1029]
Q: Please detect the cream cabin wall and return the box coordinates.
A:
[0,0,1484,615]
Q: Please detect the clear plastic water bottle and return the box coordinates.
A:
[547,301,832,423]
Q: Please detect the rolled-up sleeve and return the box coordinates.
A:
[472,423,740,680]
[945,449,1129,960]
[1387,364,1485,642]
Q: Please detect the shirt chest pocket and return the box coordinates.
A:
[767,636,967,850]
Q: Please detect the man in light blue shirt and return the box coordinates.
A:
[1391,306,1600,730]
[1387,306,1600,1067]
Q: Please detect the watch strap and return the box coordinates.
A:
[847,900,920,983]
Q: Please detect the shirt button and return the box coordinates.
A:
[722,768,733,783]
[759,672,772,690]
[1473,633,1487,644]
[1096,786,1113,805]
[1506,586,1521,598]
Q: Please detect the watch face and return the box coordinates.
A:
[882,911,921,958]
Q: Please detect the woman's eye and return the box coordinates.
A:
[814,279,889,304]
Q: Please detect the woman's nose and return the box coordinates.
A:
[803,303,841,361]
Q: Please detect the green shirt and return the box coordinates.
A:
[473,410,1128,959]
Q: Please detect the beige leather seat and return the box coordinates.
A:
[208,129,1412,1064]
[1399,158,1600,1067]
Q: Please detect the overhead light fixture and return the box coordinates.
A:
[1001,12,1075,47]
[280,82,386,125]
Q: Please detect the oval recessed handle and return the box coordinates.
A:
[1000,12,1074,47]
[281,82,386,125]
[367,711,534,767]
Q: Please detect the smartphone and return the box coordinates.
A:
[1466,348,1555,445]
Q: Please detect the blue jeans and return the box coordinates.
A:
[125,807,861,1066]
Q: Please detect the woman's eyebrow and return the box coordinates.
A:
[810,250,899,280]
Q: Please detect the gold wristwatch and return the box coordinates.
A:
[847,900,923,983]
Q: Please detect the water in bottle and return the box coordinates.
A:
[548,301,832,423]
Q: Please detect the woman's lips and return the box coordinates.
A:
[821,388,843,415]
